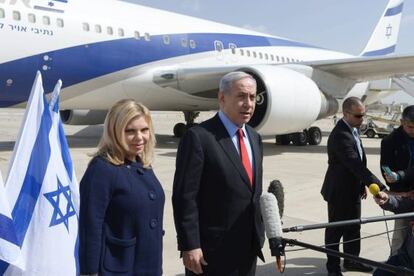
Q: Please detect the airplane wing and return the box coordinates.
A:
[306,54,414,81]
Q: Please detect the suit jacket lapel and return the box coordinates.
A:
[213,115,253,190]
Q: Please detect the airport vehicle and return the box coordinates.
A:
[360,119,393,138]
[0,0,413,145]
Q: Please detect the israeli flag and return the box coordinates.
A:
[0,72,79,275]
[0,171,19,266]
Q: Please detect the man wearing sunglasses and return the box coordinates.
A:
[321,97,385,276]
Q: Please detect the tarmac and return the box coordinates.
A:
[0,109,398,276]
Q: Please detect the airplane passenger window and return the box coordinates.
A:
[107,26,113,35]
[163,35,170,45]
[43,16,50,25]
[276,56,280,62]
[118,28,124,37]
[0,8,4,18]
[240,49,244,56]
[181,39,188,47]
[13,11,21,21]
[134,31,140,39]
[95,24,102,33]
[259,53,263,59]
[56,18,64,28]
[265,53,269,60]
[281,57,285,63]
[83,23,90,32]
[229,43,237,54]
[144,32,151,41]
[246,50,251,57]
[253,51,257,58]
[287,57,291,62]
[28,13,36,23]
[271,55,274,61]
[189,40,196,48]
[214,41,223,52]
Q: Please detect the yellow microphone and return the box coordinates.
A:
[369,183,380,197]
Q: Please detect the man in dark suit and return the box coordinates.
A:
[380,105,414,255]
[321,97,384,276]
[172,71,264,276]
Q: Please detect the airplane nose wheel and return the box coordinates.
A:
[173,111,200,138]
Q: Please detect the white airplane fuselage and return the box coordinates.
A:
[0,0,409,136]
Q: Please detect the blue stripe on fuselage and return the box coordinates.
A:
[0,32,319,107]
[362,45,396,56]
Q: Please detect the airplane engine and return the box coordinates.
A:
[239,65,338,135]
[60,110,108,125]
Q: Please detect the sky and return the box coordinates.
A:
[123,0,414,104]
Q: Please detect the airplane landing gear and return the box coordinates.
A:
[275,126,322,146]
[173,111,200,138]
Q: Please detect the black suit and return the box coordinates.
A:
[321,119,382,272]
[172,114,265,276]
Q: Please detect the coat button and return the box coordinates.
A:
[150,219,158,229]
[148,191,157,200]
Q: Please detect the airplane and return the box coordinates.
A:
[0,0,414,146]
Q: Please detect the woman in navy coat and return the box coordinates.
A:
[79,99,165,276]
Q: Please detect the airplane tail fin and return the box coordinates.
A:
[360,0,403,57]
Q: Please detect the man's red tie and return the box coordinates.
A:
[238,128,253,186]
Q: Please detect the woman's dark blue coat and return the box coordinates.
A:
[79,156,164,275]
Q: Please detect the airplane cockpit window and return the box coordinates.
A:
[189,40,196,49]
[28,13,36,23]
[0,8,4,18]
[107,26,113,35]
[43,16,50,25]
[56,18,64,28]
[214,41,223,52]
[118,28,125,37]
[181,39,188,47]
[144,32,151,41]
[83,23,90,32]
[95,24,102,33]
[12,11,21,21]
[134,31,140,40]
[163,35,170,45]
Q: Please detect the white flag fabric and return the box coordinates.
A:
[0,171,20,266]
[0,72,79,275]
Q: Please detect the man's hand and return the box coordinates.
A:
[361,186,368,199]
[374,191,389,205]
[385,171,399,183]
[182,248,208,274]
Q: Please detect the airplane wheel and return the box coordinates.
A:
[275,135,290,145]
[292,131,308,146]
[308,127,322,145]
[173,123,186,138]
[365,129,376,138]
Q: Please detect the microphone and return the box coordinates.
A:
[369,183,380,197]
[260,192,284,272]
[268,179,284,218]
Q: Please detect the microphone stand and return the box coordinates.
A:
[283,212,414,232]
[279,212,414,274]
[283,238,414,275]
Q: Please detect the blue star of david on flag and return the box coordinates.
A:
[44,177,76,231]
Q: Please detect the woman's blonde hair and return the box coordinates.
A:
[95,99,155,168]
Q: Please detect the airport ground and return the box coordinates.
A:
[0,109,396,275]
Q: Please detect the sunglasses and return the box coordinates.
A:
[346,112,365,119]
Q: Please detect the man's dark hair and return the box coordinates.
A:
[342,97,363,112]
[402,105,414,122]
